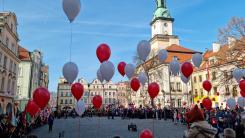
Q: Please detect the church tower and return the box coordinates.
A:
[150,0,180,56]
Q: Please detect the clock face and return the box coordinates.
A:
[164,23,168,27]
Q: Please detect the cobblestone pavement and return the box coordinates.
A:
[29,117,186,138]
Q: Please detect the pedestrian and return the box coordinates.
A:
[48,113,54,132]
[223,128,236,138]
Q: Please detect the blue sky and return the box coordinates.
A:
[2,0,245,92]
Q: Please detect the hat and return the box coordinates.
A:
[224,128,236,138]
[185,105,204,123]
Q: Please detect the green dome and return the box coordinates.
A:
[153,7,171,20]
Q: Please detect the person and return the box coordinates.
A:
[223,128,235,138]
[184,105,217,138]
[48,113,54,132]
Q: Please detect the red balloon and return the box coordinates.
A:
[71,83,84,101]
[118,62,126,76]
[203,80,212,92]
[240,91,245,97]
[92,95,102,109]
[239,80,245,91]
[202,97,212,110]
[181,62,193,78]
[25,100,40,117]
[33,87,50,109]
[130,78,140,91]
[96,43,111,63]
[148,82,159,99]
[140,129,153,138]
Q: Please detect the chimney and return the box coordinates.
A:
[228,37,236,47]
[212,43,221,52]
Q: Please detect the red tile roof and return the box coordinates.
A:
[18,46,31,61]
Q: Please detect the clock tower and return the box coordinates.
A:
[150,0,180,56]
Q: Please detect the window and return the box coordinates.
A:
[109,86,111,89]
[109,92,111,96]
[195,89,198,96]
[232,86,237,97]
[0,52,2,65]
[65,99,68,104]
[9,60,12,72]
[170,82,175,91]
[212,72,216,80]
[3,56,7,68]
[200,89,204,96]
[213,87,217,94]
[5,37,9,47]
[7,79,11,92]
[113,92,115,96]
[66,92,69,97]
[225,86,230,94]
[177,82,181,91]
[61,92,64,97]
[70,99,72,104]
[11,81,15,93]
[60,99,63,104]
[1,77,5,91]
[194,76,197,83]
[13,63,16,73]
[11,43,15,53]
[199,75,202,82]
[224,71,228,79]
[105,92,107,96]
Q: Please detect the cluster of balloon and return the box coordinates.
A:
[202,80,212,93]
[62,61,79,84]
[130,78,140,91]
[125,63,136,79]
[233,68,243,82]
[96,44,115,82]
[71,83,84,101]
[33,87,50,109]
[137,40,151,62]
[192,53,203,68]
[202,97,212,110]
[75,100,85,116]
[25,100,40,117]
[62,0,81,23]
[170,58,180,76]
[92,95,103,109]
[237,97,245,108]
[148,82,160,99]
[140,129,153,138]
[227,98,236,110]
[158,49,168,62]
[117,62,126,76]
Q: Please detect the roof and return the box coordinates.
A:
[18,46,31,61]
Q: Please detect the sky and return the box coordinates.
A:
[2,0,245,92]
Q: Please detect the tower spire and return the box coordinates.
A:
[153,0,172,21]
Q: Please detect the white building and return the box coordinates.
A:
[0,12,20,115]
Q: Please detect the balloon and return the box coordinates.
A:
[130,78,140,91]
[71,83,84,101]
[92,95,102,109]
[33,87,50,109]
[140,129,153,138]
[232,68,243,82]
[192,53,202,68]
[62,62,78,84]
[97,69,104,83]
[117,62,126,76]
[62,0,81,23]
[138,72,148,85]
[203,80,212,92]
[137,40,151,61]
[75,100,85,116]
[227,98,236,110]
[241,91,245,97]
[158,49,168,62]
[239,80,245,91]
[125,64,135,79]
[96,43,111,63]
[237,97,245,108]
[181,62,193,78]
[170,59,180,76]
[25,100,40,117]
[100,61,115,82]
[202,97,212,110]
[181,74,190,84]
[148,82,160,99]
[242,69,245,78]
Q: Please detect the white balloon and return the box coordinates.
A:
[138,72,148,85]
[192,53,202,68]
[100,61,115,82]
[75,100,85,116]
[158,49,168,62]
[232,68,243,82]
[63,0,81,23]
[227,98,236,110]
[62,62,78,84]
[170,59,180,76]
[237,97,245,108]
[97,69,104,83]
[125,64,135,79]
[181,74,190,84]
[137,40,151,61]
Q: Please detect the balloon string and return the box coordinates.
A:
[70,23,73,62]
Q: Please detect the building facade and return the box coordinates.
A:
[0,12,20,115]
